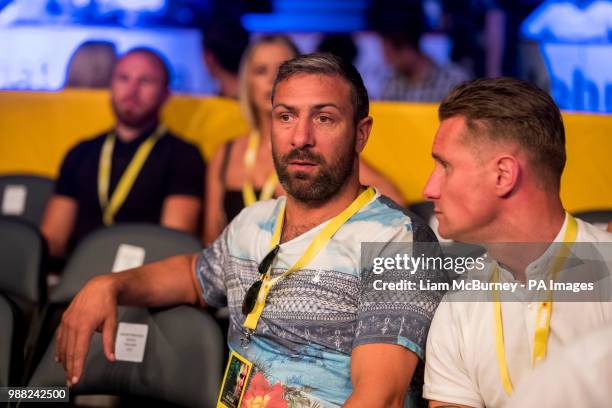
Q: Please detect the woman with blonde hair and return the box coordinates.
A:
[203,35,405,244]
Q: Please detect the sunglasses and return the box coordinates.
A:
[242,244,280,315]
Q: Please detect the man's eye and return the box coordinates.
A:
[317,115,332,124]
[437,161,448,171]
[279,114,292,122]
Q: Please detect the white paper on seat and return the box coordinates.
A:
[112,244,146,273]
[2,185,27,215]
[114,322,149,363]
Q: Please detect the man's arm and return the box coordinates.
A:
[40,195,78,258]
[160,195,202,235]
[343,344,418,408]
[55,253,202,386]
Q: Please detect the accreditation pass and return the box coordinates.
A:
[0,387,69,402]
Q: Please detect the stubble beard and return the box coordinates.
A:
[112,99,159,128]
[273,138,356,204]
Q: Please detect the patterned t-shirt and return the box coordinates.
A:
[196,191,445,407]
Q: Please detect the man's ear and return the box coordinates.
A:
[355,116,373,154]
[494,155,520,197]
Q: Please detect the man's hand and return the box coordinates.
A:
[55,275,119,386]
[54,253,202,386]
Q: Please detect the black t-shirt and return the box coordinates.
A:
[55,128,206,249]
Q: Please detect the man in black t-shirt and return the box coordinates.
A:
[41,48,205,258]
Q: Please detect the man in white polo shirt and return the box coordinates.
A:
[421,77,612,407]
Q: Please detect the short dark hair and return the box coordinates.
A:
[271,53,369,124]
[439,77,566,189]
[120,47,171,87]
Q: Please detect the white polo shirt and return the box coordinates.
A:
[424,215,612,407]
[505,324,612,407]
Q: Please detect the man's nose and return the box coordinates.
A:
[291,118,315,149]
[422,172,440,200]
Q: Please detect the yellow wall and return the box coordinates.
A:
[0,90,610,211]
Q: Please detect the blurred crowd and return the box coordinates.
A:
[56,0,551,99]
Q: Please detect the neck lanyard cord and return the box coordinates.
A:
[242,187,376,330]
[492,215,578,395]
[98,125,165,225]
[242,130,277,206]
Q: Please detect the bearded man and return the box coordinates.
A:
[55,53,444,407]
[42,48,205,258]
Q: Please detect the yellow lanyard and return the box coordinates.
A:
[98,125,165,226]
[243,186,376,330]
[492,215,578,395]
[242,130,278,206]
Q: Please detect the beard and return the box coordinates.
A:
[273,138,357,204]
[111,99,159,128]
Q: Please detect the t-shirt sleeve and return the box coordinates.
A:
[54,143,85,198]
[353,221,447,360]
[166,141,206,199]
[424,300,484,407]
[195,226,229,308]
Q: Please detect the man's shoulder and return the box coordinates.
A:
[228,198,283,235]
[159,131,203,155]
[577,218,612,242]
[432,294,489,329]
[158,131,204,163]
[346,194,438,242]
[62,132,108,160]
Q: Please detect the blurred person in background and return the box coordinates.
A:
[316,33,359,65]
[441,0,493,78]
[203,35,297,244]
[201,18,250,99]
[442,0,546,85]
[204,36,406,244]
[42,47,206,259]
[489,0,543,80]
[371,0,471,102]
[64,40,118,89]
